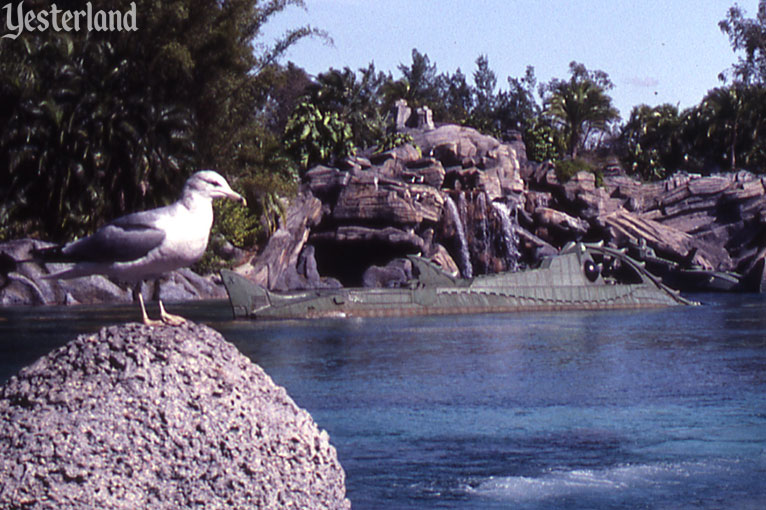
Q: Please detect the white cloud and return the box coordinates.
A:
[626,76,660,88]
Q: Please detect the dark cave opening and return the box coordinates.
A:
[310,239,419,287]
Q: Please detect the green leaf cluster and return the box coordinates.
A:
[283,100,355,173]
[0,33,195,241]
[524,118,566,163]
[373,132,417,154]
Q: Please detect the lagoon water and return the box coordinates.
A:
[2,293,766,509]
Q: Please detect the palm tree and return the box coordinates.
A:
[544,69,619,157]
[691,85,761,171]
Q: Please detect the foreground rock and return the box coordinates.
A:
[0,322,350,510]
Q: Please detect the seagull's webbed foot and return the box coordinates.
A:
[137,290,163,327]
[136,289,186,327]
[158,300,187,326]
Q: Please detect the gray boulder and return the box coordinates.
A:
[0,239,229,306]
[362,258,413,288]
[0,322,350,510]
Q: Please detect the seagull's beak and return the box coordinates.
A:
[216,188,247,207]
[230,191,247,208]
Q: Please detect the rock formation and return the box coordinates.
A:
[235,115,529,287]
[0,322,350,510]
[235,102,766,293]
[5,99,766,300]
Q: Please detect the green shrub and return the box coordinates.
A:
[524,120,565,162]
[374,132,418,154]
[554,158,603,187]
[283,101,355,174]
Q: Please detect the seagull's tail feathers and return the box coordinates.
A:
[1,247,81,282]
[29,245,92,280]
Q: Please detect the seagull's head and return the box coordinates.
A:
[183,170,247,206]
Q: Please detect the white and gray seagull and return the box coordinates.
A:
[36,170,246,326]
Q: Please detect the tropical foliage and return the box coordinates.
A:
[541,62,620,158]
[0,0,323,243]
[2,0,766,247]
[620,104,684,181]
[283,100,355,173]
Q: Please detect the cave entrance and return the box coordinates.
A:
[310,239,418,287]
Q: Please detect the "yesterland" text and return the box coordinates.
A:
[2,2,138,40]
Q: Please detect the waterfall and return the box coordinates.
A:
[445,195,473,278]
[492,200,521,272]
[476,192,490,273]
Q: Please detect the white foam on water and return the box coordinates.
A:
[467,461,724,501]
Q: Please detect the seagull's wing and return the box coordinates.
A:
[48,210,167,264]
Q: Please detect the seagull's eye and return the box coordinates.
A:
[203,179,221,187]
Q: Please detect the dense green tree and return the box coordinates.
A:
[496,66,541,133]
[469,55,498,131]
[0,32,196,240]
[620,104,684,180]
[306,64,388,148]
[438,68,474,124]
[683,85,766,172]
[391,48,442,109]
[0,0,321,241]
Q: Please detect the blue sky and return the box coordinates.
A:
[260,0,761,119]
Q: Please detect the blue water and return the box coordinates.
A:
[2,294,766,509]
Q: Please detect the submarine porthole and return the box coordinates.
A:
[584,260,600,282]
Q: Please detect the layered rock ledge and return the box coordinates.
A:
[0,322,350,510]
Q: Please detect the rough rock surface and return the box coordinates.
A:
[0,322,350,510]
[238,191,325,291]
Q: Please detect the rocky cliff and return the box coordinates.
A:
[237,108,766,293]
[5,104,766,302]
[0,322,350,510]
[239,119,529,289]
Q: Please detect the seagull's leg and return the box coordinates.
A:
[152,278,187,326]
[158,299,187,326]
[134,282,163,327]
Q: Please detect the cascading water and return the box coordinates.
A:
[492,200,521,272]
[476,192,490,273]
[445,195,473,278]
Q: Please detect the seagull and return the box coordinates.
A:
[35,170,246,326]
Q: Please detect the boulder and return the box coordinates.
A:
[402,158,446,188]
[535,207,590,237]
[305,165,351,198]
[604,208,732,270]
[0,322,350,510]
[332,174,444,225]
[239,190,324,290]
[362,258,413,288]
